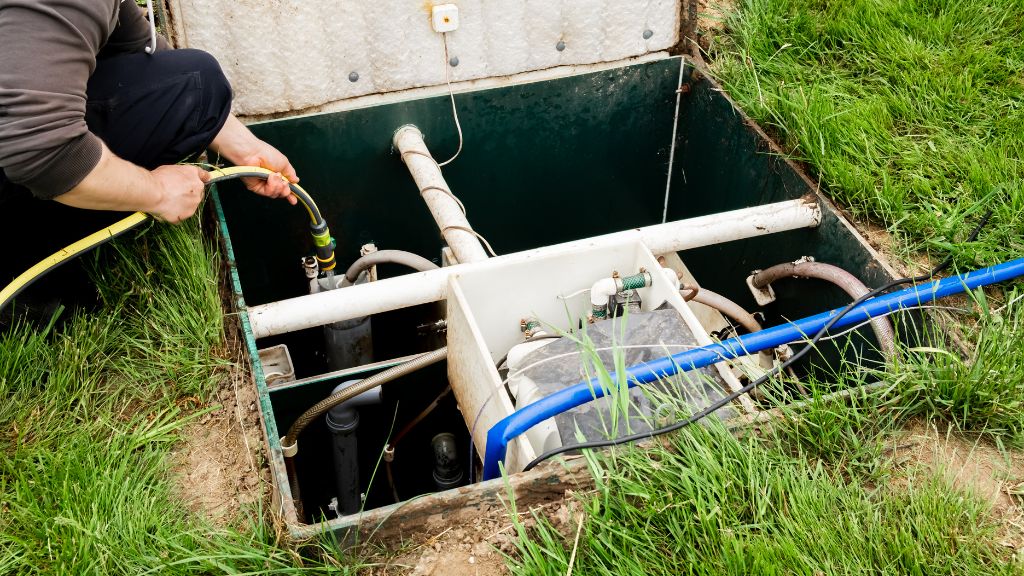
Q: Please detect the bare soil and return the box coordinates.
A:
[697,0,735,35]
[169,321,271,529]
[888,420,1024,556]
[365,496,585,576]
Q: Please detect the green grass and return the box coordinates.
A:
[882,290,1024,446]
[8,1,1024,573]
[711,0,1024,266]
[507,414,1014,575]
[505,293,1024,574]
[0,217,354,574]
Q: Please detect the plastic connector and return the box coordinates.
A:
[280,436,298,457]
[310,224,337,272]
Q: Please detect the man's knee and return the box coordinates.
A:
[174,49,232,124]
[84,48,234,167]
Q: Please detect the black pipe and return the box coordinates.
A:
[326,402,361,515]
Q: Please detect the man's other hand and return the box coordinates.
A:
[209,115,300,206]
[237,141,299,206]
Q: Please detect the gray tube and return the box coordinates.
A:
[341,250,439,287]
[684,287,763,333]
[325,380,383,516]
[751,261,896,358]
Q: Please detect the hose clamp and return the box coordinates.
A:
[280,436,298,457]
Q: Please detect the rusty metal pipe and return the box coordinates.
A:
[340,249,439,287]
[751,261,896,358]
[682,286,774,369]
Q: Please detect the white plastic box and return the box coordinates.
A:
[446,237,749,473]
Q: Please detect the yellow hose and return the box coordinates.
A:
[0,165,334,313]
[205,165,322,226]
[0,211,149,312]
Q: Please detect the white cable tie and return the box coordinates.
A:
[557,288,592,300]
[143,0,158,54]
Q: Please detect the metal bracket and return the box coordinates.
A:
[746,272,777,306]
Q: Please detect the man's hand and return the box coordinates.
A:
[210,115,299,206]
[149,165,210,223]
[56,144,209,225]
[236,141,299,206]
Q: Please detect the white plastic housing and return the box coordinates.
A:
[445,237,745,473]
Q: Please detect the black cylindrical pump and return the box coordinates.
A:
[431,432,463,491]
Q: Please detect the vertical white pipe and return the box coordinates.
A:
[393,125,490,264]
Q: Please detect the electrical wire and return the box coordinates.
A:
[389,385,453,449]
[437,32,463,167]
[399,149,501,259]
[521,209,995,472]
[812,304,969,343]
[441,225,498,258]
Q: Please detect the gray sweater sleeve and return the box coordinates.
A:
[0,0,145,199]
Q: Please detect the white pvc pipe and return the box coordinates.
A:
[393,125,490,263]
[248,198,821,338]
[589,278,618,308]
[639,195,820,255]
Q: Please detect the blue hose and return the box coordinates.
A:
[482,258,1024,479]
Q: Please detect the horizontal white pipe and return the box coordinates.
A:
[248,198,821,338]
[639,195,820,255]
[393,125,490,264]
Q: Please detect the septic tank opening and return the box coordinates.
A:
[213,56,931,535]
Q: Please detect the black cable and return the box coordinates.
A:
[522,209,994,472]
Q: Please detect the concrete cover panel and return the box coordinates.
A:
[167,0,680,115]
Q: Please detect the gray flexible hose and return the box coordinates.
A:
[682,286,773,368]
[282,346,448,453]
[751,261,896,358]
[684,287,763,333]
[341,250,439,286]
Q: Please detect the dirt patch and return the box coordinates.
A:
[888,420,1024,553]
[698,0,734,35]
[364,496,586,576]
[169,321,271,528]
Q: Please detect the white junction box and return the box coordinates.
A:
[431,4,460,33]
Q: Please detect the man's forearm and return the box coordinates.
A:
[209,115,264,164]
[53,143,209,224]
[208,114,298,202]
[54,144,163,212]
